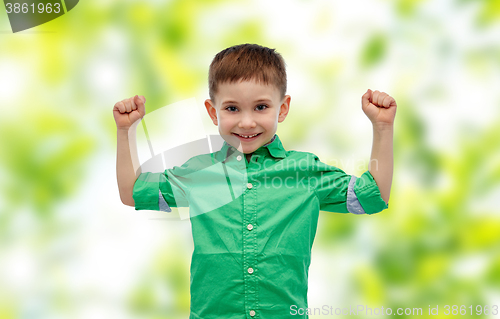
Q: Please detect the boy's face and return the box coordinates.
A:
[205,79,291,154]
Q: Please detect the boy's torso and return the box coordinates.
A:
[133,134,377,318]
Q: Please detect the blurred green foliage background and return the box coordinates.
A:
[1,0,499,318]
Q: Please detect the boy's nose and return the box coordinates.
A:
[238,115,256,129]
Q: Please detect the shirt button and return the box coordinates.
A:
[247,224,253,231]
[250,310,256,317]
[237,155,242,161]
[247,183,253,189]
[248,267,254,274]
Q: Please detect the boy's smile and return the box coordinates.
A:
[205,79,290,156]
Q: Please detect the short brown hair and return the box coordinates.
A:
[208,43,287,102]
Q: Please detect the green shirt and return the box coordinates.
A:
[133,134,388,319]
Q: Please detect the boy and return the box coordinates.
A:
[114,43,396,318]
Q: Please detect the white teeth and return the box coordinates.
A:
[237,133,259,138]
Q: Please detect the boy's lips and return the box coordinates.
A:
[232,132,262,141]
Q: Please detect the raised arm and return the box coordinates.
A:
[361,89,397,205]
[114,95,146,206]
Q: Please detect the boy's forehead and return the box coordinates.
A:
[214,79,281,103]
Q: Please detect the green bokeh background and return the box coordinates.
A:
[1,0,499,318]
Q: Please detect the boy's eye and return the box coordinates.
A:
[226,106,238,112]
[256,104,268,111]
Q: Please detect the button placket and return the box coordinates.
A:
[243,176,258,318]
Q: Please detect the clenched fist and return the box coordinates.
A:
[113,95,146,130]
[362,89,397,126]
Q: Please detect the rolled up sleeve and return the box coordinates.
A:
[350,170,388,215]
[133,172,164,211]
[309,154,388,215]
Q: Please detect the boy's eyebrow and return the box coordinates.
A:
[254,99,272,103]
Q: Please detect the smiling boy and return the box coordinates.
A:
[114,43,396,318]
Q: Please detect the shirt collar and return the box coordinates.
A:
[217,134,286,162]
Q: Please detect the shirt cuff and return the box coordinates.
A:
[350,171,389,215]
[346,176,366,214]
[158,190,172,212]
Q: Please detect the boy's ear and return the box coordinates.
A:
[278,95,291,123]
[204,99,218,126]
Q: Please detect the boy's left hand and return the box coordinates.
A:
[362,89,397,126]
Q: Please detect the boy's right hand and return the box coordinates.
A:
[113,95,146,130]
